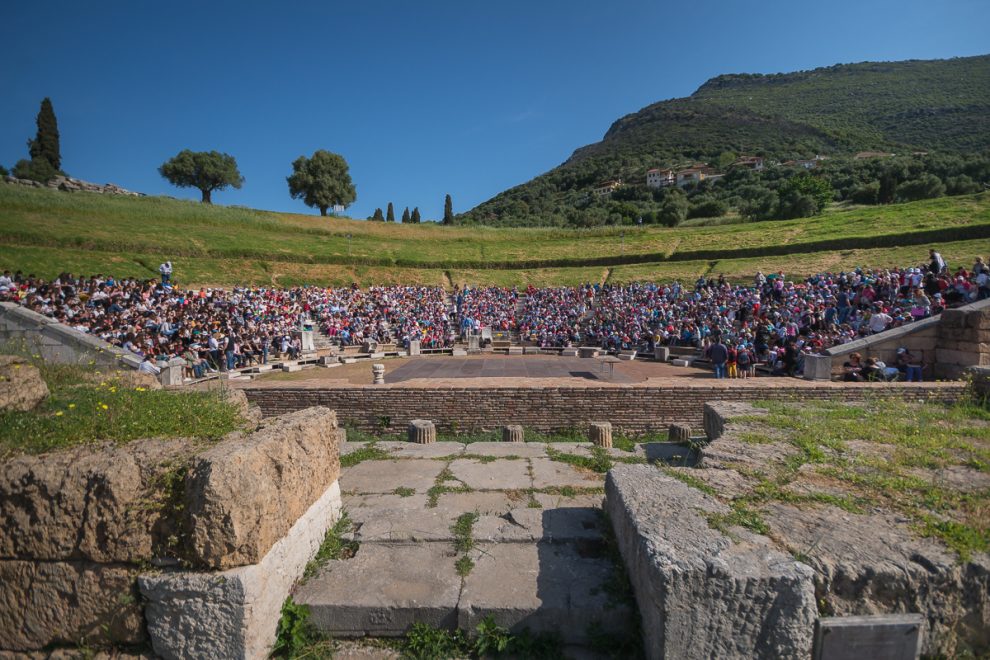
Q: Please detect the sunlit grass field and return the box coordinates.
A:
[1,184,987,287]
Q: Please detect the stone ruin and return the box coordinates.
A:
[3,174,143,196]
[0,394,344,658]
[2,385,987,658]
[602,400,989,658]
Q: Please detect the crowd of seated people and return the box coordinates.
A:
[517,285,592,347]
[455,285,518,335]
[1,249,985,379]
[315,285,454,349]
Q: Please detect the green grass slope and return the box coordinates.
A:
[461,54,990,226]
[1,183,988,287]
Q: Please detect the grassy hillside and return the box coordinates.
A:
[1,183,988,287]
[461,54,990,226]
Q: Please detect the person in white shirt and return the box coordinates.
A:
[159,261,173,284]
[868,308,893,334]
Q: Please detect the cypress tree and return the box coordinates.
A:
[371,207,385,222]
[411,207,421,224]
[29,98,61,172]
[401,207,411,223]
[442,194,454,225]
[386,202,395,222]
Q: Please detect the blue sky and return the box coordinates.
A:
[2,0,988,221]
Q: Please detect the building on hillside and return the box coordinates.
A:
[782,155,826,170]
[675,165,719,187]
[646,168,675,189]
[731,155,765,171]
[854,151,896,160]
[594,179,623,197]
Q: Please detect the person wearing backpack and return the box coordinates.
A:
[736,344,753,379]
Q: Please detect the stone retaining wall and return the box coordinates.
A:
[0,302,138,369]
[605,466,817,658]
[822,297,990,380]
[243,382,966,435]
[0,407,341,655]
[690,400,990,657]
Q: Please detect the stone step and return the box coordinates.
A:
[295,540,632,644]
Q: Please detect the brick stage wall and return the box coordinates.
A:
[243,383,968,435]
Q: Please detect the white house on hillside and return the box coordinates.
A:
[646,168,675,188]
[594,180,623,197]
[732,156,765,171]
[675,165,718,187]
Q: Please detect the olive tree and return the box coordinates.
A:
[159,150,243,203]
[287,150,356,216]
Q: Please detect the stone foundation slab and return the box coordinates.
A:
[139,481,342,660]
[604,465,816,659]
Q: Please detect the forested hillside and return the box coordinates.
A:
[459,55,990,227]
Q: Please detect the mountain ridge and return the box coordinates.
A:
[460,54,990,227]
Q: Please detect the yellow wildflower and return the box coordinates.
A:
[101,404,109,410]
[55,411,64,417]
[68,403,76,409]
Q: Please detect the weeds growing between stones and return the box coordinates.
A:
[302,512,358,582]
[339,442,389,468]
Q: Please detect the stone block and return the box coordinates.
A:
[935,348,984,367]
[369,351,386,359]
[141,481,342,660]
[449,458,532,490]
[523,346,542,354]
[532,458,602,489]
[654,346,671,362]
[671,358,693,367]
[281,363,303,372]
[812,614,924,660]
[0,560,145,651]
[618,351,636,361]
[342,458,447,493]
[803,354,833,381]
[0,437,193,563]
[667,423,691,443]
[502,425,524,443]
[588,421,613,448]
[298,329,315,353]
[452,348,468,356]
[332,428,347,446]
[458,542,632,644]
[507,346,523,355]
[0,355,49,412]
[297,543,461,637]
[561,347,579,357]
[372,363,385,385]
[408,340,421,356]
[408,419,436,444]
[467,335,480,351]
[184,407,341,569]
[159,357,186,386]
[604,466,816,659]
[578,347,600,359]
[317,355,339,366]
[939,309,967,328]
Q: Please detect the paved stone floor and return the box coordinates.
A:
[294,441,645,655]
[385,356,636,383]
